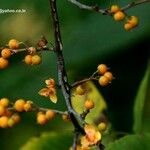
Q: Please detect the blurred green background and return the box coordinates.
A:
[0,0,150,149]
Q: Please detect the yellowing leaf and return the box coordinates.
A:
[72,81,107,124]
[50,94,57,103]
[38,88,49,97]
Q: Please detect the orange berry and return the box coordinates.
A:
[0,57,9,69]
[76,85,85,95]
[8,118,15,127]
[0,116,8,128]
[24,55,32,65]
[98,122,107,131]
[62,114,70,122]
[8,39,19,49]
[0,98,9,107]
[124,23,133,31]
[1,48,11,59]
[37,113,47,125]
[128,16,138,27]
[31,55,42,65]
[84,99,94,110]
[12,114,21,124]
[45,110,56,120]
[110,5,120,13]
[99,76,110,86]
[0,106,5,116]
[97,64,108,75]
[104,72,113,81]
[24,103,32,112]
[114,11,125,21]
[14,99,26,112]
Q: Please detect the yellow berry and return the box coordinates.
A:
[8,118,15,127]
[0,106,5,116]
[1,48,11,59]
[24,55,32,65]
[24,103,32,112]
[104,72,113,81]
[98,122,107,131]
[97,64,108,75]
[14,99,26,112]
[124,23,133,31]
[99,76,110,86]
[128,16,138,27]
[114,11,125,21]
[110,5,120,13]
[0,98,9,107]
[0,116,8,128]
[45,110,56,120]
[37,113,47,125]
[84,99,94,110]
[62,114,70,122]
[76,85,85,95]
[0,57,9,69]
[8,39,19,49]
[31,55,42,65]
[12,114,21,124]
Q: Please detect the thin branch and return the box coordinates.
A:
[80,109,90,120]
[49,0,84,134]
[72,131,80,150]
[8,106,67,115]
[71,77,97,88]
[67,0,109,15]
[67,0,150,15]
[121,0,150,11]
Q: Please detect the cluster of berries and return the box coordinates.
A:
[0,98,20,128]
[14,99,33,112]
[98,64,113,86]
[110,5,138,31]
[24,54,42,65]
[0,39,42,70]
[24,47,42,65]
[36,110,56,125]
[0,39,19,69]
[37,110,71,125]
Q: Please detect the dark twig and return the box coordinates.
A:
[67,0,150,15]
[72,131,80,150]
[71,76,98,88]
[8,106,67,115]
[80,109,90,120]
[49,1,84,150]
[121,0,150,11]
[67,0,109,15]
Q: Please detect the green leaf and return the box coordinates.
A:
[133,60,150,133]
[20,132,73,150]
[106,134,150,150]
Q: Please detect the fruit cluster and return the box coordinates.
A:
[0,39,19,69]
[14,99,33,112]
[24,54,42,65]
[0,39,43,70]
[97,64,113,86]
[37,110,56,125]
[110,5,139,31]
[0,98,20,128]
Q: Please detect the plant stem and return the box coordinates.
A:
[49,1,84,147]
